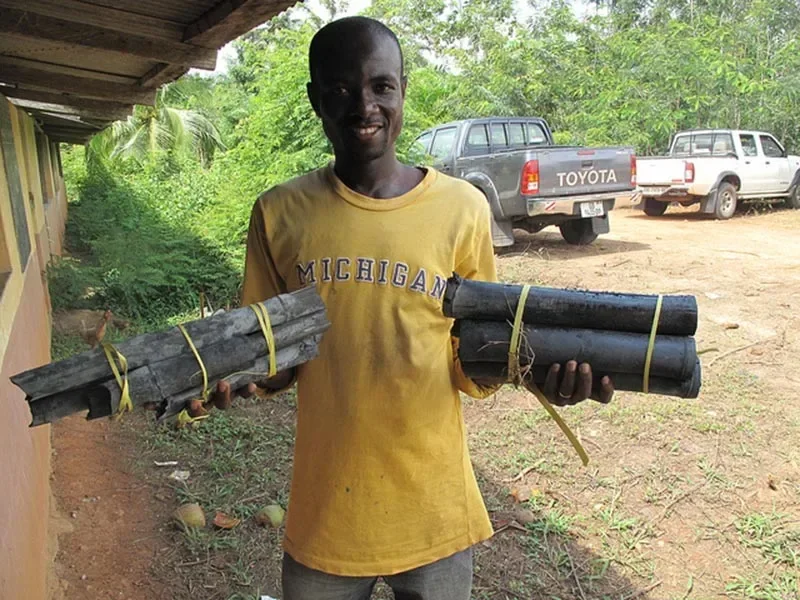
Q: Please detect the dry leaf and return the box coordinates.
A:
[767,475,778,491]
[722,322,740,330]
[213,511,241,529]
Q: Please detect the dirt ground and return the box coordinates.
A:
[48,205,800,600]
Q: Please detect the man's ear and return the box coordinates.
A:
[401,75,408,98]
[307,81,321,117]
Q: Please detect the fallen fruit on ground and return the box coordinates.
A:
[255,504,285,528]
[213,511,241,529]
[174,503,206,529]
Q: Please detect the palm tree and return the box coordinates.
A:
[88,79,226,166]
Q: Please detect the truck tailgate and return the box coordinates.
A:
[636,157,687,186]
[537,146,635,197]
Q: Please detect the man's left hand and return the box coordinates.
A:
[541,361,614,406]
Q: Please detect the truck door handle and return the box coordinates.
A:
[745,161,751,164]
[765,161,771,165]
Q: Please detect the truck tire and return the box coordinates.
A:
[559,219,598,245]
[714,182,737,219]
[786,184,800,209]
[643,197,668,216]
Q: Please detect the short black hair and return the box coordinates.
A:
[308,16,404,81]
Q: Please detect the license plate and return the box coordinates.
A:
[644,187,669,196]
[580,201,604,218]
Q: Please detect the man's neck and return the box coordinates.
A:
[334,152,423,199]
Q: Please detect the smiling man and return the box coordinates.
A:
[218,16,612,600]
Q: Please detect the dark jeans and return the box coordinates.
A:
[282,547,473,600]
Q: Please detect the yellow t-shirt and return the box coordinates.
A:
[242,164,498,576]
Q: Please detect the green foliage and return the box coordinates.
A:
[58,146,241,322]
[55,0,800,326]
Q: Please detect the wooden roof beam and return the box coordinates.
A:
[0,0,185,41]
[9,98,131,121]
[0,62,156,105]
[141,0,297,88]
[0,7,217,70]
[49,134,91,145]
[0,87,133,119]
[34,112,104,129]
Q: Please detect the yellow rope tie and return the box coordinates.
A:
[642,294,664,394]
[508,285,532,383]
[176,324,211,427]
[508,285,590,466]
[250,303,277,378]
[101,342,133,418]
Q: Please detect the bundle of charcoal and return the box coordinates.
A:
[445,275,701,399]
[11,287,330,427]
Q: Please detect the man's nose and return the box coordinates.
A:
[352,88,377,117]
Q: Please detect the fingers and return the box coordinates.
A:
[543,363,561,403]
[211,380,233,410]
[187,398,209,418]
[558,361,578,402]
[571,363,593,403]
[598,375,614,404]
[208,380,259,411]
[543,362,615,406]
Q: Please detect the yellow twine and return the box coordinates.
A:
[177,324,210,401]
[101,342,133,418]
[174,324,213,428]
[642,294,664,394]
[508,285,589,466]
[176,407,209,429]
[508,285,531,383]
[250,303,277,378]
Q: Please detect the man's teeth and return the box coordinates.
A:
[356,126,379,135]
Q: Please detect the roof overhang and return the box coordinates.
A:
[0,0,298,143]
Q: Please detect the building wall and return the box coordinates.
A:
[0,95,66,600]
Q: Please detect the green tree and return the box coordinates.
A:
[88,80,226,166]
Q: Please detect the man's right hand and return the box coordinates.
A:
[205,369,296,411]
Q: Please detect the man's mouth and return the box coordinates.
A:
[349,124,383,140]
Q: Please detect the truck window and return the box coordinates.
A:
[465,124,490,156]
[413,131,433,154]
[760,135,784,158]
[673,132,733,156]
[490,123,507,148]
[526,122,548,145]
[430,127,457,160]
[508,123,526,146]
[739,134,758,157]
[672,136,691,155]
[711,133,734,156]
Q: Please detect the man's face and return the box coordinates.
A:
[308,32,406,165]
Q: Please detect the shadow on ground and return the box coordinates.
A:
[497,230,650,262]
[471,465,657,600]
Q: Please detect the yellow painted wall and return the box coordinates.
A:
[0,94,66,600]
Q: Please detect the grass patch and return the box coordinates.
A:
[735,512,800,568]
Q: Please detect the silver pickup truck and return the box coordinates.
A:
[413,117,637,246]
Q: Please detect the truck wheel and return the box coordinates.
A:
[714,182,737,219]
[786,184,800,209]
[643,197,668,216]
[559,219,598,245]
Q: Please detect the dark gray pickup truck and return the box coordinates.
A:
[413,117,637,246]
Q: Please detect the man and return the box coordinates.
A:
[213,16,613,599]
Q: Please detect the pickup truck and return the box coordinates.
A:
[635,129,800,218]
[412,117,637,246]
